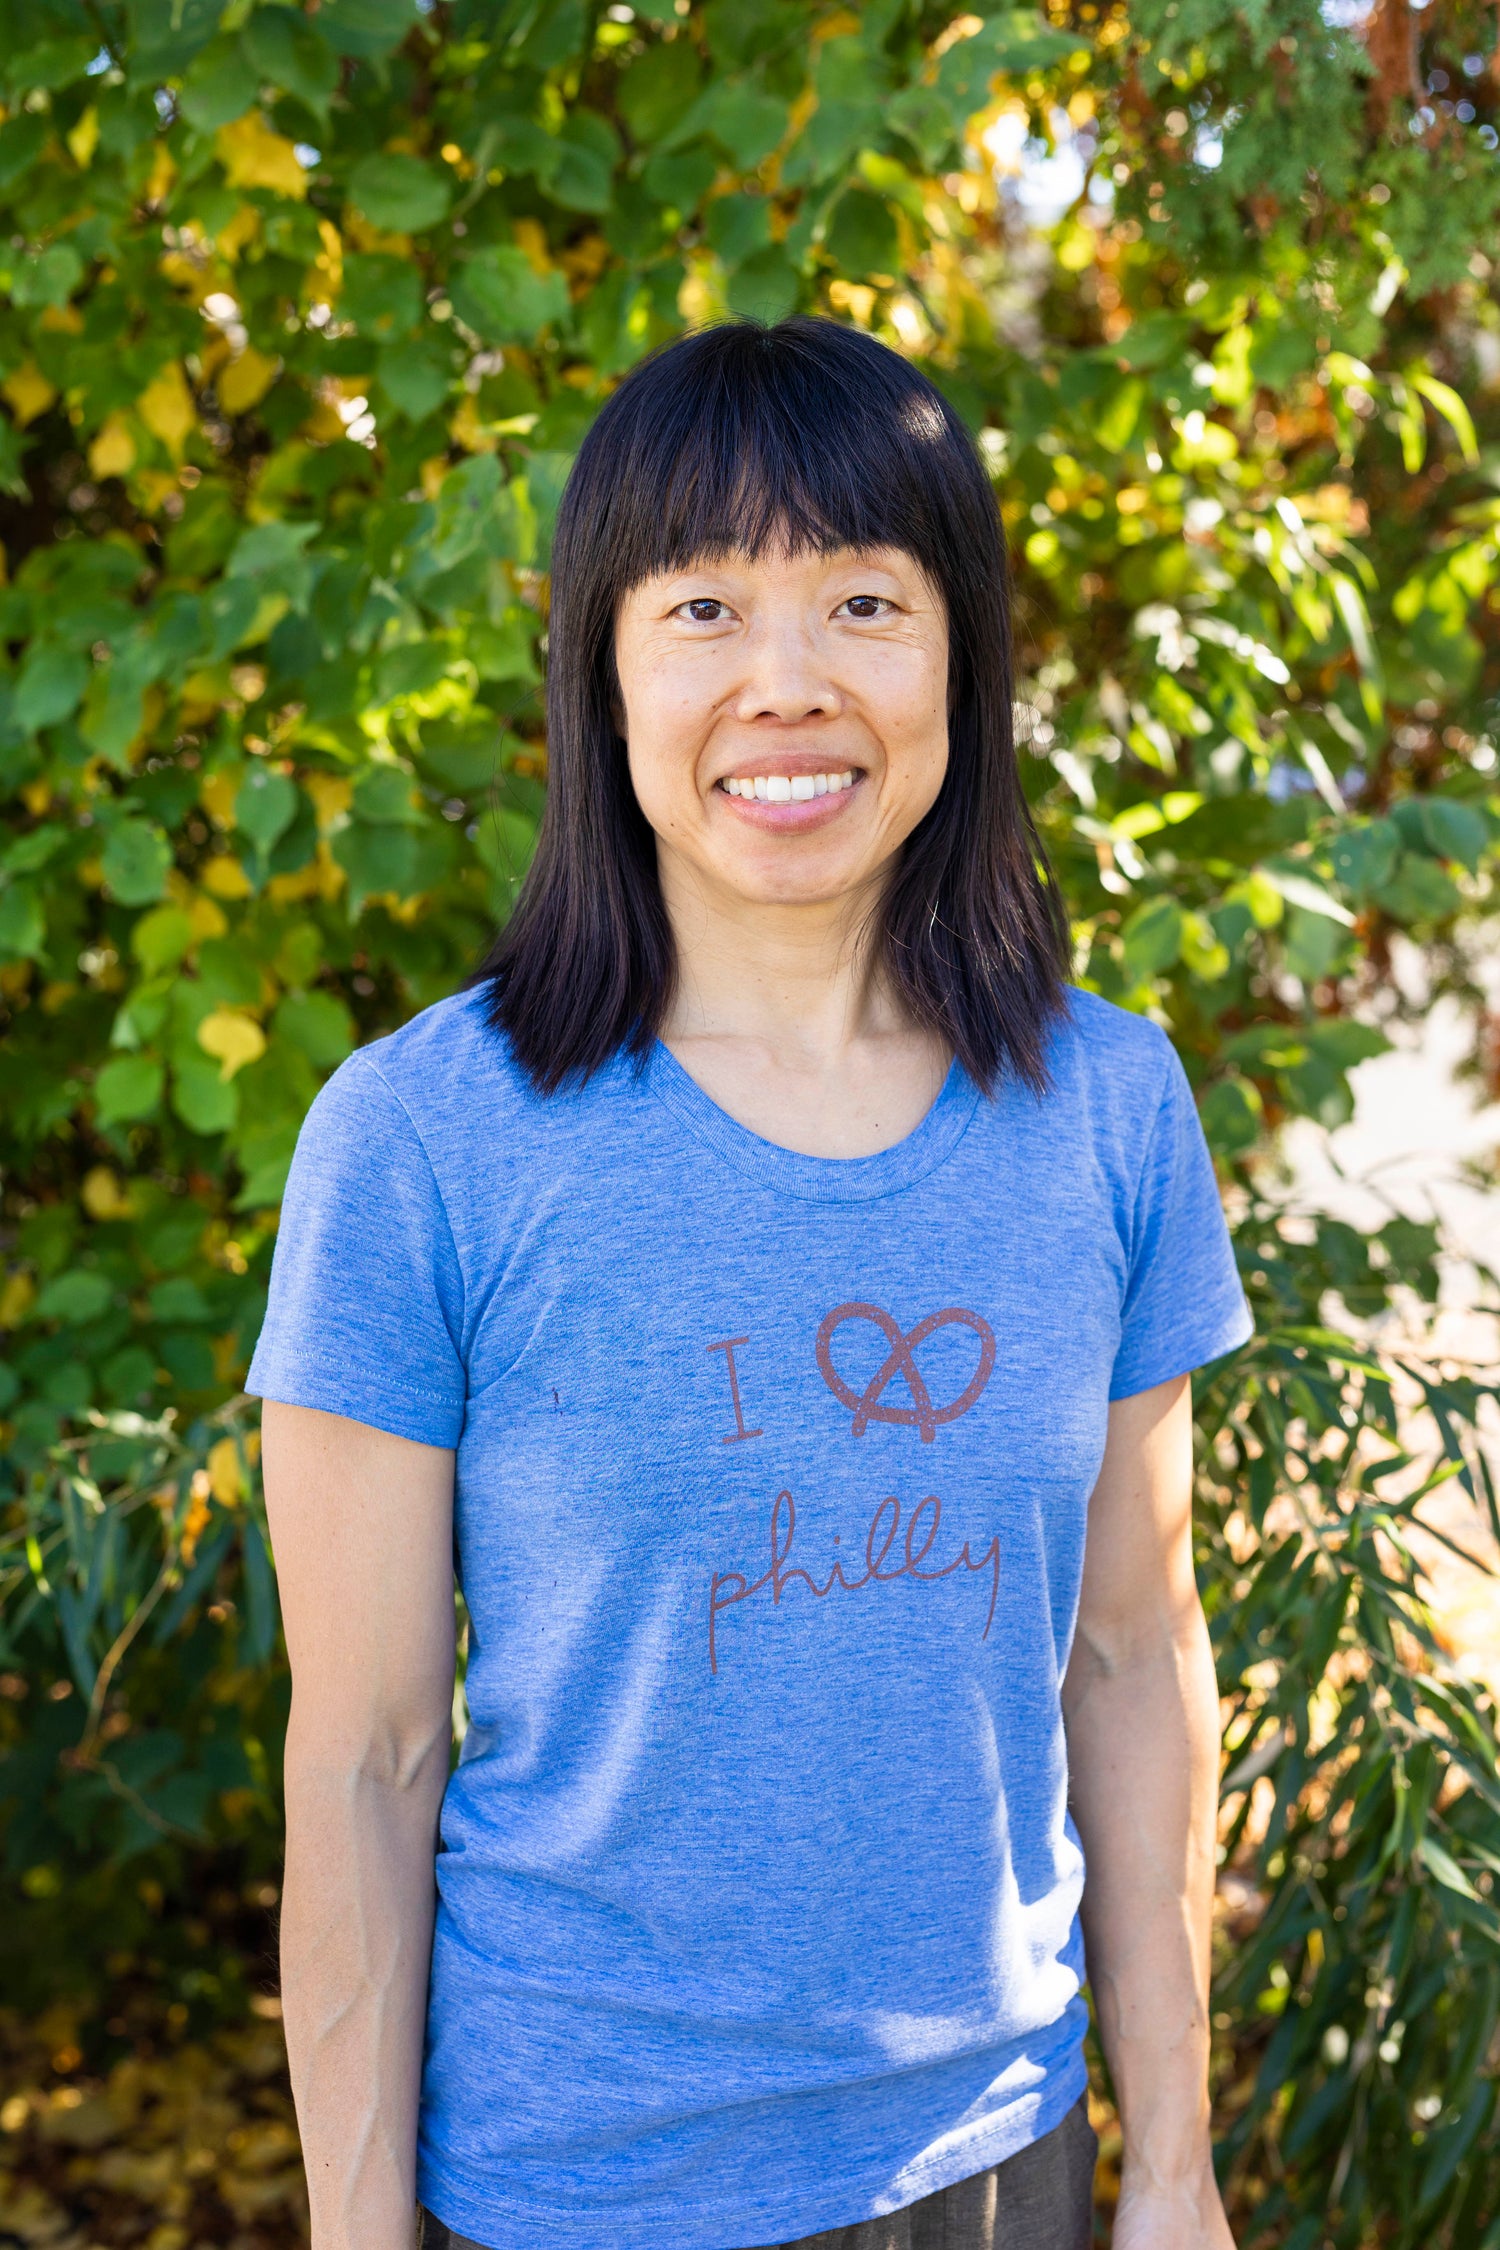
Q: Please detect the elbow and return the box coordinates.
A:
[284,1694,452,1802]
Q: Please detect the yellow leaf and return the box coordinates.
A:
[2,362,57,427]
[39,302,84,334]
[145,140,177,206]
[448,393,496,454]
[218,346,281,415]
[313,216,343,296]
[67,105,100,168]
[82,1166,134,1220]
[299,397,347,444]
[180,666,231,722]
[88,414,137,480]
[419,455,448,500]
[201,854,254,901]
[197,1008,267,1081]
[207,1436,245,1506]
[266,862,325,902]
[138,362,197,459]
[303,772,353,829]
[132,468,180,515]
[217,111,308,200]
[200,769,240,827]
[188,892,228,941]
[218,202,262,261]
[0,1272,36,1329]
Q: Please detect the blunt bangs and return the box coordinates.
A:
[477,316,1069,1096]
[571,318,984,603]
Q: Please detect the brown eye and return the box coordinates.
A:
[842,596,887,619]
[684,599,725,622]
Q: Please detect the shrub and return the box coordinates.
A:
[3,1,1499,2237]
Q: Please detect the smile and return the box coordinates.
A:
[719,769,858,802]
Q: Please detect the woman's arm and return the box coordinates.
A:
[263,1401,457,2250]
[1061,1374,1235,2250]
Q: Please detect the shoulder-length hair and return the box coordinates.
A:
[476,314,1068,1094]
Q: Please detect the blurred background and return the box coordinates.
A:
[2,0,1499,2242]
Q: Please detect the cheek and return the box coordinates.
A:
[879,658,950,797]
[621,671,711,829]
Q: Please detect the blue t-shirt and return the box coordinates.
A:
[248,982,1250,2250]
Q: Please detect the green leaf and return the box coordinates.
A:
[8,35,96,95]
[726,246,800,322]
[331,817,455,910]
[10,245,84,310]
[376,338,451,421]
[620,40,704,145]
[100,820,173,907]
[1328,819,1400,899]
[1391,796,1489,872]
[14,646,90,734]
[235,765,299,855]
[240,11,340,116]
[0,880,45,961]
[822,187,899,279]
[448,246,570,345]
[706,193,773,265]
[179,39,259,132]
[94,1053,165,1125]
[316,0,422,60]
[1200,1075,1263,1155]
[346,152,451,233]
[275,990,355,1069]
[340,252,425,336]
[694,82,787,170]
[33,1271,113,1325]
[171,1054,240,1136]
[350,764,421,823]
[1121,895,1185,978]
[130,905,195,973]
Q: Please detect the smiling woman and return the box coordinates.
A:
[250,318,1251,2250]
[486,318,1069,1114]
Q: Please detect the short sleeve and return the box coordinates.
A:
[247,1054,466,1446]
[1110,1047,1253,1400]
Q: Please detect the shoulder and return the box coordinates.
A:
[345,981,539,1139]
[1044,987,1179,1113]
[286,984,542,1199]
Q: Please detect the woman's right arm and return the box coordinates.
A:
[263,1400,457,2250]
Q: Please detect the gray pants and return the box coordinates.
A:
[418,2093,1098,2250]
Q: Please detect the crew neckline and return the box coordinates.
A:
[644,1041,983,1203]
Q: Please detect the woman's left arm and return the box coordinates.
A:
[1061,1373,1236,2250]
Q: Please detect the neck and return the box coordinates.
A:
[658,847,902,1066]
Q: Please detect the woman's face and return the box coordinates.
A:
[613,544,949,914]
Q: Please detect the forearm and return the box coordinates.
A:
[281,1706,450,2250]
[1064,1599,1221,2184]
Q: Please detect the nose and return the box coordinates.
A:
[731,612,842,725]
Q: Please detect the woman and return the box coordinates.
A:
[253,316,1249,2250]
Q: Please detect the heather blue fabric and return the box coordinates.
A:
[248,983,1250,2250]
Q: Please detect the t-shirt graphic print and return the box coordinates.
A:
[248,983,1251,2250]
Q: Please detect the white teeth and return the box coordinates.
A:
[721,770,859,799]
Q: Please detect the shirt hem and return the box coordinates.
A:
[1109,1299,1253,1401]
[246,1361,464,1448]
[414,2059,1090,2250]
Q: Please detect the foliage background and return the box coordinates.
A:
[2,0,1500,2241]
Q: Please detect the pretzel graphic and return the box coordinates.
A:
[814,1302,996,1442]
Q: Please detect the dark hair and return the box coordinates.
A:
[477,315,1068,1094]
